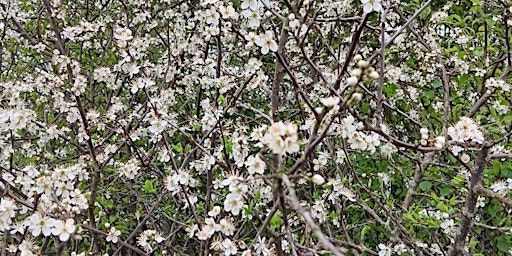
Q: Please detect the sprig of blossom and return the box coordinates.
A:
[447,117,484,144]
[262,121,300,155]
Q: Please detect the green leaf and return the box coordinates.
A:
[225,140,233,153]
[451,174,465,188]
[497,236,511,252]
[431,192,440,204]
[172,143,183,153]
[217,94,225,105]
[142,180,156,194]
[502,113,512,123]
[270,210,283,232]
[440,186,453,197]
[419,181,432,191]
[431,79,442,88]
[437,202,448,212]
[469,237,478,249]
[361,225,371,239]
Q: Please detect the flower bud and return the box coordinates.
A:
[351,68,363,77]
[350,92,362,102]
[461,153,471,163]
[434,136,445,149]
[420,128,429,135]
[357,60,369,69]
[346,76,359,87]
[311,174,325,185]
[354,54,363,62]
[368,71,379,80]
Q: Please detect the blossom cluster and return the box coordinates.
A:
[340,115,381,153]
[262,121,300,155]
[136,229,165,253]
[447,117,484,144]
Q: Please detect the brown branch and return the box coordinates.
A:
[333,14,369,91]
[271,19,290,122]
[467,67,512,118]
[368,0,434,62]
[474,185,512,208]
[112,195,164,256]
[402,152,436,209]
[449,143,490,256]
[376,1,391,128]
[281,174,345,256]
[81,224,149,256]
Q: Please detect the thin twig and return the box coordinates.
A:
[281,174,345,256]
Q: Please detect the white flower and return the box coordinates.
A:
[378,243,392,256]
[348,131,368,151]
[202,218,216,236]
[451,145,463,156]
[114,28,133,41]
[362,0,383,13]
[148,119,168,135]
[196,229,210,240]
[114,27,133,47]
[242,10,261,29]
[255,31,278,55]
[338,185,357,202]
[262,121,300,155]
[241,0,258,10]
[393,243,407,255]
[440,218,455,234]
[154,233,165,243]
[186,224,198,238]
[245,155,266,175]
[106,227,121,243]
[283,136,300,153]
[216,218,235,236]
[52,218,76,241]
[447,117,484,144]
[321,96,340,108]
[491,180,508,195]
[28,213,55,237]
[365,132,381,153]
[222,238,238,255]
[204,7,220,25]
[380,142,397,159]
[224,193,244,215]
[208,206,221,217]
[476,196,486,208]
[244,32,259,47]
[253,236,271,255]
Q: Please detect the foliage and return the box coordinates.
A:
[1,0,512,255]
